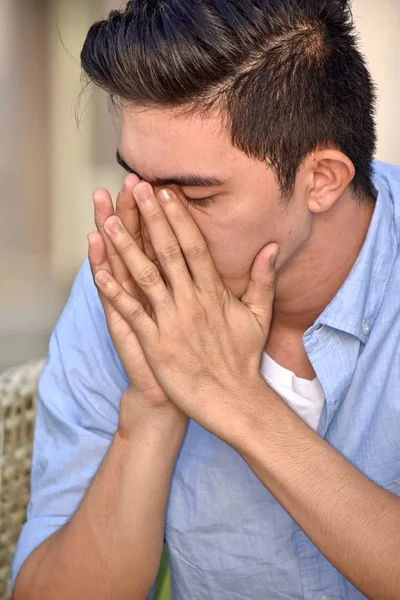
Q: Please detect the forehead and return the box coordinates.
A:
[119,106,239,176]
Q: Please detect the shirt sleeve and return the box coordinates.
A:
[11,259,132,591]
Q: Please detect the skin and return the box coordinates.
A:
[115,106,375,378]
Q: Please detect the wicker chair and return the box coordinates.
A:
[0,358,46,599]
[0,359,171,600]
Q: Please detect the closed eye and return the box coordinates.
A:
[183,195,214,208]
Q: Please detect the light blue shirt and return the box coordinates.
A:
[12,161,400,599]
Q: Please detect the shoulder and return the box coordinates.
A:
[372,160,400,236]
[55,259,117,360]
[58,258,104,326]
[40,259,129,420]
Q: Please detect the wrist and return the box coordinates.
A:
[225,376,290,451]
[118,389,188,442]
[229,377,314,474]
[214,375,271,447]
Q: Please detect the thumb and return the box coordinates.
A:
[241,243,279,331]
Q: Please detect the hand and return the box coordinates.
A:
[93,181,278,438]
[88,177,186,431]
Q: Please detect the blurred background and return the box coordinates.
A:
[1,0,400,372]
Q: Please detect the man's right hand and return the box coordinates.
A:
[88,175,187,436]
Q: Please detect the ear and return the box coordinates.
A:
[305,150,356,214]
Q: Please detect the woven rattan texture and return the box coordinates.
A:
[0,359,46,599]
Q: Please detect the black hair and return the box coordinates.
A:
[81,0,377,199]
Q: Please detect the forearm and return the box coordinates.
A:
[232,381,400,600]
[13,403,186,600]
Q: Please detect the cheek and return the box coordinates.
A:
[195,207,279,296]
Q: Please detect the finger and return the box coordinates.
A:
[103,215,175,316]
[94,269,158,349]
[88,231,134,335]
[132,182,194,299]
[241,244,279,332]
[141,222,157,263]
[142,224,172,293]
[156,188,224,295]
[88,231,122,313]
[88,233,157,391]
[88,231,113,288]
[93,188,132,291]
[116,174,143,249]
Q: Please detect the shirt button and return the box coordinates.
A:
[320,597,331,600]
[362,320,370,335]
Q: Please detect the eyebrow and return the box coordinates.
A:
[116,150,227,188]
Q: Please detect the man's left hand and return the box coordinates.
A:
[94,181,278,438]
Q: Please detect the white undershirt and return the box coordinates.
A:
[260,353,325,432]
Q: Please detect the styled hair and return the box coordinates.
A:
[81,0,377,199]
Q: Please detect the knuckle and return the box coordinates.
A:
[145,209,162,223]
[159,241,182,263]
[188,303,207,323]
[125,302,143,322]
[120,236,136,253]
[131,230,143,244]
[208,285,226,307]
[184,242,208,260]
[108,310,126,330]
[118,237,135,253]
[109,285,124,303]
[137,264,161,287]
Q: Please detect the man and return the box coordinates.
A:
[12,1,400,599]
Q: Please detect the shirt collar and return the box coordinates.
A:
[311,161,398,343]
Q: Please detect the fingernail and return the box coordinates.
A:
[135,183,152,201]
[105,217,121,234]
[158,189,171,202]
[95,271,109,285]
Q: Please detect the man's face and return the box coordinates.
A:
[119,107,313,298]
